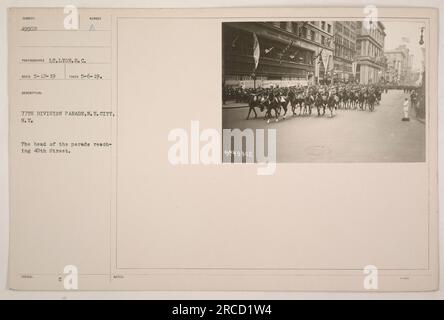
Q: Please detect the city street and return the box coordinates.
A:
[222,90,425,162]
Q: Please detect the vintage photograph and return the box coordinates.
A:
[222,20,427,162]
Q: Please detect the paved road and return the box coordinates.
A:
[222,90,425,162]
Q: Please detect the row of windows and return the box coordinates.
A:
[273,21,390,49]
[300,26,332,47]
[334,34,356,50]
[334,22,357,40]
[356,21,384,45]
[319,21,332,34]
[342,27,356,39]
[274,21,333,35]
[308,21,333,33]
[357,39,383,59]
[224,31,315,65]
[333,63,353,72]
[275,21,386,46]
[334,45,355,61]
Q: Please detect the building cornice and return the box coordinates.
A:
[356,34,383,50]
[257,22,334,52]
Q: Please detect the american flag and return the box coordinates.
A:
[253,33,260,70]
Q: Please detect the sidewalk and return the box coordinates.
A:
[222,101,249,109]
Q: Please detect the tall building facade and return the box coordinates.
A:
[332,21,357,82]
[355,21,387,84]
[222,21,334,88]
[306,21,335,84]
[385,44,410,84]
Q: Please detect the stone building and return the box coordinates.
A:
[355,21,387,84]
[222,21,334,88]
[332,21,358,82]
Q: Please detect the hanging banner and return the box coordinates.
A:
[321,50,332,74]
[325,53,334,74]
[252,33,260,70]
[321,50,328,71]
[352,61,357,76]
[314,55,320,79]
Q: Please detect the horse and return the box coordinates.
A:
[341,90,350,109]
[264,96,280,123]
[358,90,368,110]
[327,92,339,117]
[277,93,290,119]
[375,88,382,105]
[367,92,376,112]
[288,90,298,116]
[304,91,315,116]
[315,92,329,116]
[289,90,306,116]
[336,90,344,109]
[246,94,261,120]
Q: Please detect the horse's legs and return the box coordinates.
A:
[282,104,288,118]
[265,107,272,123]
[252,107,257,119]
[267,108,277,124]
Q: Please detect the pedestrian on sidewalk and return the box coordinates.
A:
[402,97,410,121]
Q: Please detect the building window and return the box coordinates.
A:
[321,21,326,30]
[336,23,342,33]
[321,35,325,45]
[327,24,331,33]
[310,30,316,41]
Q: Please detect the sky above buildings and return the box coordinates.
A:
[383,21,426,71]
